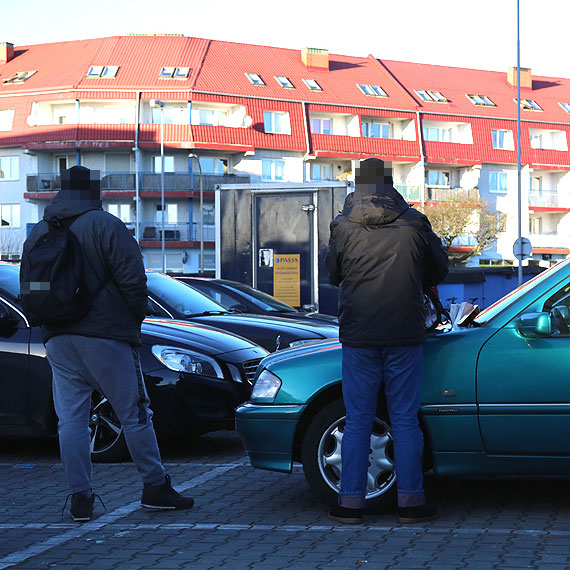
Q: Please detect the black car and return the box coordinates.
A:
[146,271,339,352]
[0,262,268,461]
[176,276,339,325]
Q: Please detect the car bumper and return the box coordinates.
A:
[235,403,306,473]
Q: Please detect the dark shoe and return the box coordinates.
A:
[141,475,195,510]
[328,505,364,524]
[398,504,439,524]
[61,492,95,522]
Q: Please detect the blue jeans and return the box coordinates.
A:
[339,344,425,509]
[46,335,166,494]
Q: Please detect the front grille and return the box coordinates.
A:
[242,358,263,385]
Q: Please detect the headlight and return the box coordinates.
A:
[251,369,282,401]
[151,345,223,379]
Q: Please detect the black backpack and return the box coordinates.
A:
[20,214,108,327]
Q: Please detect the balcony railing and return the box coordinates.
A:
[26,171,250,193]
[425,187,479,202]
[529,232,566,249]
[529,190,558,208]
[127,222,215,242]
[394,185,422,202]
[451,234,477,247]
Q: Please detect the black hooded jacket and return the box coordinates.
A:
[325,185,448,347]
[22,170,147,346]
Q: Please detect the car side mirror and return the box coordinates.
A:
[517,312,551,338]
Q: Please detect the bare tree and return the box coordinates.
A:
[0,229,22,260]
[420,197,507,265]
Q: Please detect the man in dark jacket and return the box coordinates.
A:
[325,158,448,524]
[22,166,194,521]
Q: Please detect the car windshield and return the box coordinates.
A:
[0,263,20,301]
[146,271,230,316]
[222,281,297,312]
[474,258,570,324]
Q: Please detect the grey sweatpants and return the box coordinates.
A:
[45,335,165,493]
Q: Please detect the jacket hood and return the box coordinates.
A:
[43,166,102,222]
[342,186,409,226]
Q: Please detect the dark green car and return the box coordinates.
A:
[236,258,570,510]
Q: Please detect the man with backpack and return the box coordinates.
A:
[325,158,448,524]
[20,165,194,521]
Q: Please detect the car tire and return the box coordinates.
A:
[300,398,397,511]
[89,392,129,463]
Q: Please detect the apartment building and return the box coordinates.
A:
[1,36,569,271]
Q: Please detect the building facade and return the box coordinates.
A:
[1,37,569,271]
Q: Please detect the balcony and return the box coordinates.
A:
[529,232,566,249]
[26,171,250,193]
[129,222,216,243]
[394,184,422,202]
[529,190,558,208]
[425,187,479,202]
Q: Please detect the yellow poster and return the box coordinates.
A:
[273,254,301,307]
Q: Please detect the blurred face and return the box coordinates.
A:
[354,162,393,194]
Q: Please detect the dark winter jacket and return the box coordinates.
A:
[22,180,147,346]
[325,186,448,347]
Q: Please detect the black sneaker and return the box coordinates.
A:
[66,493,95,522]
[398,504,439,524]
[328,505,364,524]
[140,475,195,510]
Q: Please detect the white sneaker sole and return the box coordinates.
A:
[140,503,177,510]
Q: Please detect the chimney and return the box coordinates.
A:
[301,47,329,71]
[508,66,532,89]
[0,42,14,64]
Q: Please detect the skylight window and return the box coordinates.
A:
[467,94,495,107]
[246,73,265,86]
[559,102,570,113]
[86,65,119,78]
[275,76,294,89]
[517,98,542,111]
[3,70,37,84]
[357,84,387,97]
[159,67,190,79]
[415,90,448,103]
[303,78,322,92]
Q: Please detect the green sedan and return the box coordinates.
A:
[236,257,570,511]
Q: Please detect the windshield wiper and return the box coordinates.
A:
[183,310,230,317]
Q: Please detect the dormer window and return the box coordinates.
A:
[357,84,387,97]
[559,102,570,113]
[159,67,190,79]
[467,94,495,107]
[303,78,322,92]
[275,76,294,89]
[517,98,542,111]
[3,71,37,84]
[415,89,447,103]
[246,73,265,86]
[86,65,119,78]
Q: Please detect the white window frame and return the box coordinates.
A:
[517,98,542,111]
[3,71,36,84]
[426,170,450,187]
[159,67,190,80]
[310,163,333,181]
[303,78,322,92]
[415,89,447,103]
[153,155,175,173]
[263,111,291,134]
[357,84,387,97]
[489,171,508,193]
[311,117,332,135]
[0,204,20,228]
[467,94,495,107]
[107,203,132,223]
[245,73,265,86]
[261,159,285,181]
[492,129,513,150]
[86,65,119,78]
[274,76,294,89]
[0,157,19,181]
[0,109,15,131]
[423,126,452,142]
[559,102,570,113]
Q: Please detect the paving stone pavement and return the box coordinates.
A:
[2,433,570,569]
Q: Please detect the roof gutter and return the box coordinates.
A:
[134,90,141,243]
[301,101,312,180]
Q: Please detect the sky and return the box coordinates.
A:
[2,0,570,79]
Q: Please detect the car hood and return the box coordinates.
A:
[142,318,269,358]
[191,312,339,337]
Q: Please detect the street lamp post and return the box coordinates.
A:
[188,153,204,273]
[150,99,166,273]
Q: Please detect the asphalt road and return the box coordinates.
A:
[2,432,570,569]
